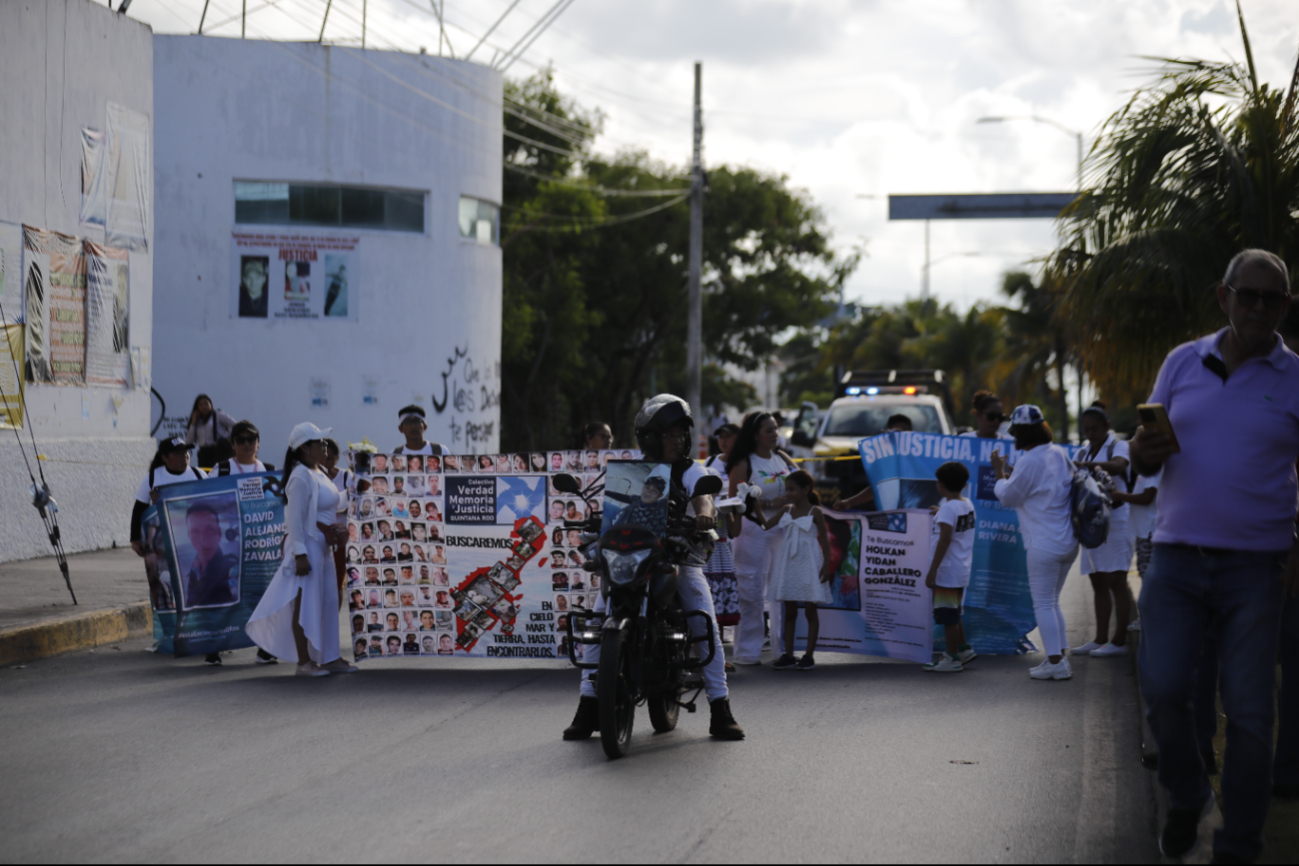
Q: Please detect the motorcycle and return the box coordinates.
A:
[553,469,725,760]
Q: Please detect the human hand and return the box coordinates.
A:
[1132,425,1176,468]
[694,514,716,532]
[833,500,848,511]
[131,540,146,557]
[820,564,834,584]
[295,554,311,576]
[989,450,1007,478]
[928,505,940,515]
[925,573,937,589]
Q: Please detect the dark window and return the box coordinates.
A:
[235,182,425,232]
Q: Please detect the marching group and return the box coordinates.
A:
[128,249,1299,862]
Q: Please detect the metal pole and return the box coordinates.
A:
[921,219,930,306]
[198,0,210,34]
[318,0,331,41]
[686,62,704,435]
[362,0,367,48]
[1076,132,1083,192]
[241,0,246,38]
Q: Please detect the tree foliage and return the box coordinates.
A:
[500,71,854,450]
[1050,1,1299,403]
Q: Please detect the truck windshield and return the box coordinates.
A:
[823,404,944,437]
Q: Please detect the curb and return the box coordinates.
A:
[0,603,152,666]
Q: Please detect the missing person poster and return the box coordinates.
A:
[781,508,935,664]
[22,226,88,384]
[345,450,635,662]
[143,473,285,656]
[858,431,1042,654]
[231,232,359,321]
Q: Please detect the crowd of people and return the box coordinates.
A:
[133,249,1299,862]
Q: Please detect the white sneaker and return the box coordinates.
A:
[1071,641,1103,655]
[1030,659,1072,680]
[957,647,978,664]
[295,661,331,677]
[922,654,963,673]
[1090,642,1129,658]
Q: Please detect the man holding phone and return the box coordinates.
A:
[1130,248,1299,863]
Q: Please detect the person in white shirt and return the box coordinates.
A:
[393,405,444,456]
[922,462,978,673]
[991,404,1079,681]
[245,423,357,677]
[1072,402,1135,658]
[185,394,237,469]
[205,421,272,477]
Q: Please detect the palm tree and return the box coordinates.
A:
[997,271,1073,438]
[1051,1,1299,401]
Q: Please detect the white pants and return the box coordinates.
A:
[1025,546,1078,658]
[732,523,782,662]
[580,565,728,702]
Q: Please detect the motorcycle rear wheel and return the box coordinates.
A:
[598,627,635,759]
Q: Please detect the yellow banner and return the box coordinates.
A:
[0,323,24,429]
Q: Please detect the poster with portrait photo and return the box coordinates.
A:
[145,472,285,657]
[230,232,359,321]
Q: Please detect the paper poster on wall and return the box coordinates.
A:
[105,103,151,251]
[22,227,86,384]
[0,222,23,322]
[84,242,130,387]
[0,324,23,429]
[79,127,106,229]
[230,233,359,321]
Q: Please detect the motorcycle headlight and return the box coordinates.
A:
[603,548,653,586]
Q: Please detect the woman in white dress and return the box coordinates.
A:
[246,423,356,677]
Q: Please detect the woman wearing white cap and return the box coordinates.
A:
[246,422,357,676]
[990,405,1079,681]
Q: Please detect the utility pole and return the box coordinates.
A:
[362,0,367,48]
[920,219,930,306]
[241,0,246,38]
[686,62,704,452]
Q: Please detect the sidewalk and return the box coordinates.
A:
[0,548,151,665]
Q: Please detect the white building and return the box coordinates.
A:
[151,36,503,460]
[0,0,156,562]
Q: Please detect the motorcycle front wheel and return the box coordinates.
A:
[647,684,681,733]
[598,626,636,759]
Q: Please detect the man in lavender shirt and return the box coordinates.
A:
[1131,249,1299,863]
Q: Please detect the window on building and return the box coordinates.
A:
[235,182,425,232]
[458,197,500,246]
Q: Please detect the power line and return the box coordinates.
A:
[503,162,689,196]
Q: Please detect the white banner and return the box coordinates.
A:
[231,232,359,321]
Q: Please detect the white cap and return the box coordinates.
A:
[288,422,332,449]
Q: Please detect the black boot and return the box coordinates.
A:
[562,696,600,741]
[709,698,745,740]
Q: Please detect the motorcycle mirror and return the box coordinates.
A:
[693,475,723,497]
[552,473,582,494]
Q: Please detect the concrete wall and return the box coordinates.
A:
[0,0,155,563]
[152,38,503,461]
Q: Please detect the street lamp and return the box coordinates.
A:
[977,115,1084,192]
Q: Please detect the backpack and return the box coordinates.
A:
[1070,442,1114,549]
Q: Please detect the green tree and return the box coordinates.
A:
[1050,1,1299,402]
[997,271,1072,436]
[499,73,854,450]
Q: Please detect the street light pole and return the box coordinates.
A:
[686,62,704,443]
[976,115,1083,192]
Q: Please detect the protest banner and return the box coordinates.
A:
[83,242,130,387]
[857,431,1049,654]
[144,473,285,656]
[346,449,633,662]
[0,324,23,429]
[779,508,936,664]
[231,232,359,321]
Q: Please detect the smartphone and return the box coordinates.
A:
[1136,403,1181,453]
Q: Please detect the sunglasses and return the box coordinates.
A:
[233,435,258,445]
[1226,284,1290,311]
[984,412,1006,422]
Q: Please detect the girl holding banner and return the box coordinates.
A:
[246,423,356,677]
[727,412,797,666]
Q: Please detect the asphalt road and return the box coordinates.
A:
[0,568,1157,863]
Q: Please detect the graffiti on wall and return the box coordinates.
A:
[432,344,500,453]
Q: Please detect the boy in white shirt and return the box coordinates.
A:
[923,461,978,673]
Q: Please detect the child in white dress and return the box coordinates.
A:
[758,470,833,671]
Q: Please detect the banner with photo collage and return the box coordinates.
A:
[143,473,286,656]
[344,449,640,662]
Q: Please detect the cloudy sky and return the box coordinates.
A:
[127,0,1298,311]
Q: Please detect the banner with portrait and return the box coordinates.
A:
[143,473,285,656]
[778,508,936,664]
[344,449,638,662]
[857,431,1043,654]
[230,232,359,321]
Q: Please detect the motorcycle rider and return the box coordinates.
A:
[563,394,745,742]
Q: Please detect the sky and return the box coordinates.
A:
[124,0,1298,313]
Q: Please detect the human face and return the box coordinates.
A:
[1080,413,1109,448]
[242,263,266,300]
[1219,262,1291,352]
[640,483,663,504]
[976,401,1004,438]
[399,417,426,444]
[660,422,691,462]
[717,430,737,456]
[756,417,778,455]
[196,397,213,418]
[299,439,327,468]
[440,635,453,650]
[233,431,259,465]
[387,614,399,629]
[550,501,564,520]
[551,454,564,470]
[163,450,190,473]
[186,511,222,563]
[586,425,613,450]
